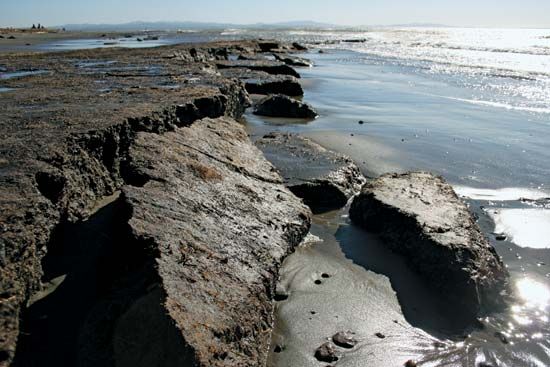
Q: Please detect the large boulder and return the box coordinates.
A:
[118,117,311,367]
[256,133,365,212]
[220,68,303,96]
[254,95,318,119]
[349,172,509,322]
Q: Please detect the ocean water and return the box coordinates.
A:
[244,27,550,366]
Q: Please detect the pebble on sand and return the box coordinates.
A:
[332,331,358,349]
[314,342,339,362]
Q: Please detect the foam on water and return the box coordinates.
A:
[454,186,549,201]
[488,208,550,249]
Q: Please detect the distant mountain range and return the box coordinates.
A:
[59,20,341,31]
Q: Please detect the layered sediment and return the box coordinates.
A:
[0,40,310,366]
[349,172,510,322]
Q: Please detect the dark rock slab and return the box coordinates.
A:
[216,60,301,78]
[273,53,313,67]
[220,68,303,96]
[342,38,367,43]
[258,41,281,52]
[254,94,317,119]
[349,172,509,322]
[256,133,365,212]
[123,117,311,367]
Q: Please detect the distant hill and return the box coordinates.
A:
[59,20,340,31]
[381,23,452,28]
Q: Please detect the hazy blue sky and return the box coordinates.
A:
[2,0,550,28]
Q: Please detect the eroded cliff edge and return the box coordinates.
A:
[0,40,310,366]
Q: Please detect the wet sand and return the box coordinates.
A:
[0,30,117,52]
[268,209,439,367]
[0,30,176,53]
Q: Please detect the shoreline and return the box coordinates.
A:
[1,36,548,367]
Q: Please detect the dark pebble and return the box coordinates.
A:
[478,363,495,367]
[375,332,385,339]
[332,331,358,349]
[321,273,331,278]
[310,311,316,315]
[495,234,507,241]
[494,331,509,344]
[404,360,417,367]
[433,340,446,348]
[274,292,289,301]
[358,120,364,124]
[273,345,282,353]
[314,342,339,362]
[314,279,322,285]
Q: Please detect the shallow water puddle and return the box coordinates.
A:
[488,208,550,249]
[0,70,49,79]
[74,60,117,68]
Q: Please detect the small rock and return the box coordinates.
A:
[314,342,339,362]
[273,345,282,353]
[358,120,364,124]
[8,35,16,39]
[314,279,322,285]
[494,331,509,344]
[478,363,495,367]
[292,42,308,51]
[274,290,289,301]
[374,332,385,339]
[495,234,507,241]
[404,360,417,367]
[253,94,317,119]
[332,331,358,349]
[321,273,331,278]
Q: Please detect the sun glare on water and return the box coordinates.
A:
[516,278,550,310]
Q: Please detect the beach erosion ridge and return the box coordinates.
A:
[0,32,535,367]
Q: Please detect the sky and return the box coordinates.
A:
[1,0,550,28]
